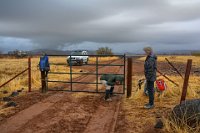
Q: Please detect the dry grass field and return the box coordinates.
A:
[0,57,77,95]
[0,55,200,133]
[0,56,119,96]
[115,55,200,133]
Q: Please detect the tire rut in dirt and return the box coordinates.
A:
[15,93,101,133]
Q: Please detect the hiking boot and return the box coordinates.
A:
[104,97,112,102]
[144,103,154,109]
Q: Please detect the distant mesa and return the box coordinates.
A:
[1,49,200,56]
[6,49,97,56]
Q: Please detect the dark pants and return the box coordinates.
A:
[147,81,154,105]
[105,86,114,100]
[110,86,114,95]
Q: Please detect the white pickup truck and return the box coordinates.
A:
[67,51,89,66]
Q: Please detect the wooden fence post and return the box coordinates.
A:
[41,71,46,93]
[180,59,192,104]
[28,57,31,92]
[127,57,132,98]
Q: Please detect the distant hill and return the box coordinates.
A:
[28,49,96,55]
[129,50,197,55]
[116,50,199,55]
[5,49,200,56]
[28,49,71,55]
[191,50,200,56]
[156,50,192,55]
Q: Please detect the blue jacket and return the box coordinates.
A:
[39,55,50,71]
[144,54,157,81]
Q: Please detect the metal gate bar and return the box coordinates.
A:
[48,89,124,94]
[47,54,126,94]
[49,63,124,66]
[48,72,124,75]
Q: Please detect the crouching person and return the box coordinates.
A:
[100,74,124,101]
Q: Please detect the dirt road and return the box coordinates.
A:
[0,59,125,133]
[1,56,200,133]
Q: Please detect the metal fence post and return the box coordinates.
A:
[96,56,99,92]
[127,57,132,98]
[70,55,73,91]
[180,59,192,104]
[28,57,31,92]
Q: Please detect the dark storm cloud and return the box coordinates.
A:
[0,0,200,52]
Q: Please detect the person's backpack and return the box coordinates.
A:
[39,55,50,71]
[156,79,167,92]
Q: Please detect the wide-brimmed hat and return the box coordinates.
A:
[143,47,153,53]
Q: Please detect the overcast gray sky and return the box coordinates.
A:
[0,0,200,53]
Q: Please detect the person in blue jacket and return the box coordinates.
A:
[39,52,50,75]
[143,47,157,109]
[39,52,50,92]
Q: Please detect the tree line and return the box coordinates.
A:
[96,47,113,55]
